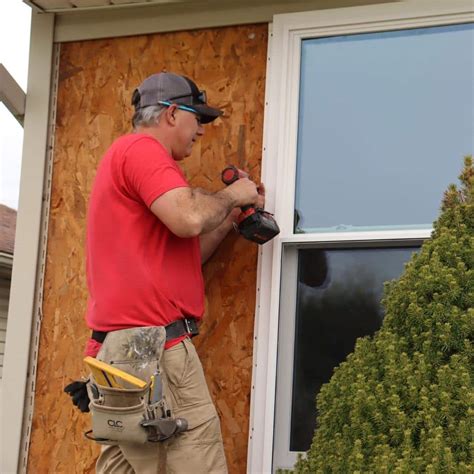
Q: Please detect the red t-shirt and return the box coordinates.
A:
[85,133,204,353]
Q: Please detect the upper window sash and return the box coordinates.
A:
[267,0,474,240]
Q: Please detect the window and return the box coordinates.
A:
[248,3,474,473]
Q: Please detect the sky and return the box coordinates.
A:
[0,0,31,210]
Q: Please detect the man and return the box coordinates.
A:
[83,72,262,473]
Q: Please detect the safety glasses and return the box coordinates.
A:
[158,100,199,116]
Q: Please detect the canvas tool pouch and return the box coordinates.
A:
[89,385,152,444]
[86,326,170,445]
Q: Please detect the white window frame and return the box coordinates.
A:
[247,1,474,472]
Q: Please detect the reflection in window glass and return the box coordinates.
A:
[295,23,474,233]
[290,246,418,451]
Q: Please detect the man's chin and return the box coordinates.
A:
[171,151,187,161]
[182,148,194,159]
[171,146,194,161]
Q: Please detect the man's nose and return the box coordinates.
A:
[197,125,204,136]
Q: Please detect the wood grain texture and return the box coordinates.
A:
[28,24,267,473]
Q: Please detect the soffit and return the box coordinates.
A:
[24,0,259,13]
[23,0,363,15]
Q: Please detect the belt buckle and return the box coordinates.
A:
[184,318,198,336]
[184,318,192,334]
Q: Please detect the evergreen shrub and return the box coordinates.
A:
[292,157,473,473]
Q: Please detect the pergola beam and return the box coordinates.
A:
[0,64,26,126]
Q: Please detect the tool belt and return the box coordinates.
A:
[85,325,190,445]
[91,317,199,344]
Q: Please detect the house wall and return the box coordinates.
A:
[0,274,9,426]
[0,276,11,380]
[26,24,267,473]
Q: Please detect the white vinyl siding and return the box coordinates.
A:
[0,277,11,380]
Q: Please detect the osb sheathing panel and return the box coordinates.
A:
[28,24,267,473]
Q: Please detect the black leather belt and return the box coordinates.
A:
[91,317,199,344]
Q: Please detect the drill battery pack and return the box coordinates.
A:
[237,208,280,244]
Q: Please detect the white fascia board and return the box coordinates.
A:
[23,1,45,13]
[0,12,55,474]
[0,64,26,125]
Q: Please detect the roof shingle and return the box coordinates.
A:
[0,204,17,255]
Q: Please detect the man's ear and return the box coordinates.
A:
[163,104,177,125]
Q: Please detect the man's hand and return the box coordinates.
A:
[224,178,259,207]
[228,207,241,223]
[256,182,266,209]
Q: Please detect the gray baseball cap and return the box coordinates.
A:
[132,72,223,124]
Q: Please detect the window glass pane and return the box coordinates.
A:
[290,246,418,451]
[295,23,474,233]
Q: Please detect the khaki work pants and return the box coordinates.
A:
[96,338,228,474]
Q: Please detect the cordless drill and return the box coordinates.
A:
[221,165,280,245]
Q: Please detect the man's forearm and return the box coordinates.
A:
[150,178,257,238]
[191,188,236,234]
[199,213,236,263]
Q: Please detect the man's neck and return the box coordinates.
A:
[134,126,173,158]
